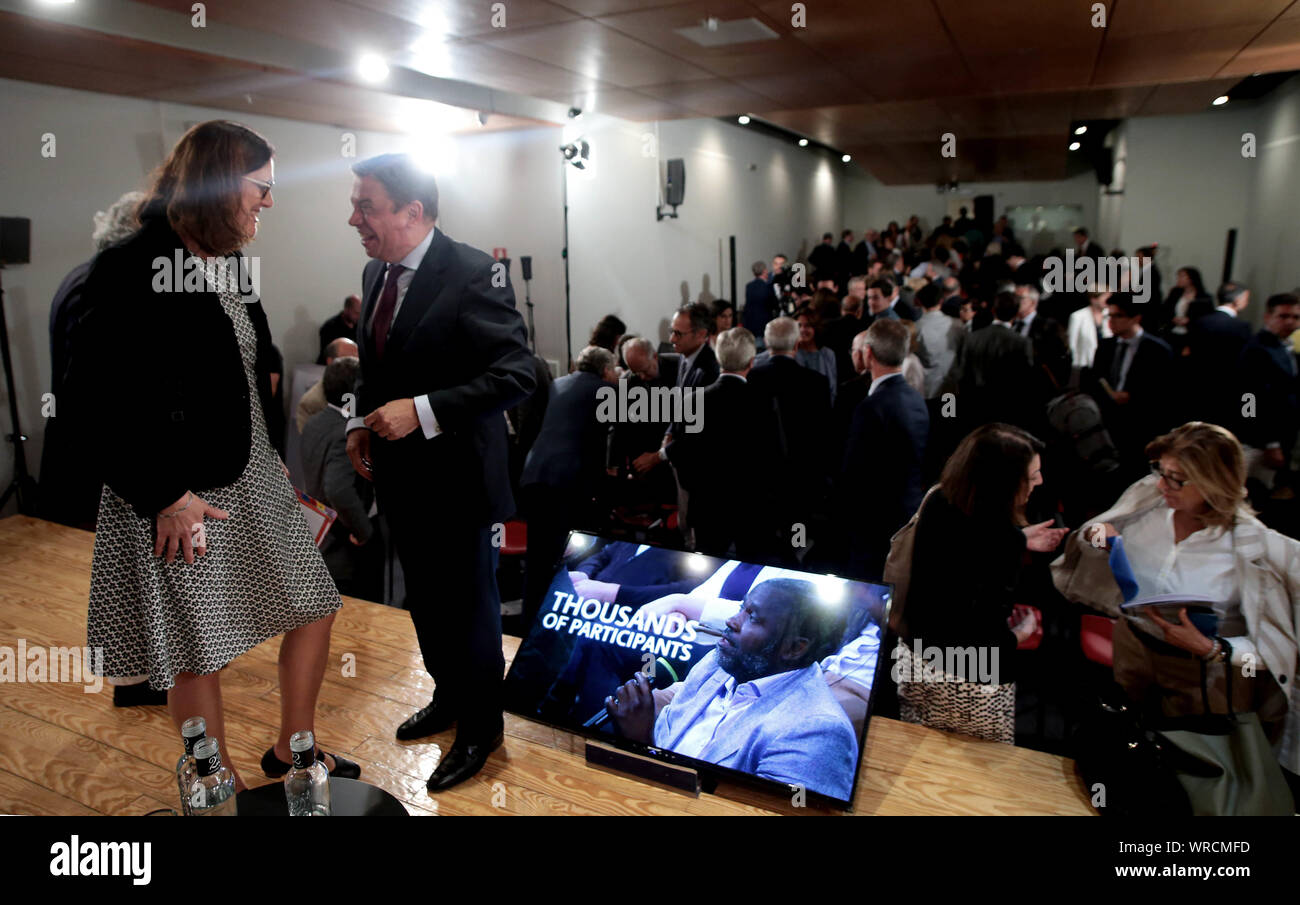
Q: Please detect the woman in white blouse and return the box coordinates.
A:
[1067,290,1113,368]
[1052,422,1300,799]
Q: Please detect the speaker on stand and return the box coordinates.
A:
[520,255,536,354]
[0,217,37,515]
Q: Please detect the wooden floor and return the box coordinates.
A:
[0,516,1093,816]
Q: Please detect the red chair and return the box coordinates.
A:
[1080,614,1116,667]
[1015,605,1044,651]
[499,519,527,557]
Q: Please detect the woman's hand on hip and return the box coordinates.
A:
[154,492,230,564]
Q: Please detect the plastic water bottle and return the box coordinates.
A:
[189,737,237,816]
[284,730,331,816]
[175,716,206,816]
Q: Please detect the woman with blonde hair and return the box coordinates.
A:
[1053,422,1299,802]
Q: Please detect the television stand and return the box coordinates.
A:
[584,741,701,796]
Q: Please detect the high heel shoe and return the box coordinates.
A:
[261,745,361,780]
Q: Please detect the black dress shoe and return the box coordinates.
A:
[261,746,361,780]
[426,731,503,792]
[396,700,457,741]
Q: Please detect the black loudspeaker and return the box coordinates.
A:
[0,218,31,265]
[1223,228,1237,283]
[665,159,686,207]
[520,255,533,281]
[1092,147,1114,186]
[973,195,994,226]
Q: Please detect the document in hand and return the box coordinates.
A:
[295,487,338,547]
[1109,535,1220,636]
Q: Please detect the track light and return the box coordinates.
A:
[737,115,751,125]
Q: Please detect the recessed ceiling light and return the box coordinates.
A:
[1069,141,1081,151]
[841,154,851,163]
[1074,125,1087,135]
[357,53,389,83]
[798,138,809,147]
[737,115,751,125]
[567,107,583,120]
[1213,95,1229,106]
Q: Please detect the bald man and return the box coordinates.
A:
[297,337,360,432]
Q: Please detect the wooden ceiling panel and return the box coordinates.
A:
[731,65,862,110]
[422,38,602,96]
[1218,17,1300,76]
[1107,0,1293,37]
[341,0,581,37]
[935,0,1111,51]
[475,18,713,87]
[759,109,840,145]
[1137,78,1241,115]
[536,85,694,120]
[1093,26,1264,86]
[1070,85,1158,119]
[965,48,1100,94]
[635,78,784,116]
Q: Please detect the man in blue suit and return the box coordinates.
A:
[605,578,858,802]
[838,318,930,580]
[743,260,777,342]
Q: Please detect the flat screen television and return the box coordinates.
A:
[503,531,891,810]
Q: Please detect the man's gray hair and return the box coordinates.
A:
[92,191,145,251]
[716,327,756,372]
[576,344,615,376]
[622,336,656,360]
[752,260,766,277]
[1017,282,1041,301]
[865,318,909,368]
[847,275,867,291]
[764,316,799,354]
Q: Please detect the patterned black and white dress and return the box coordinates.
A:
[87,282,342,691]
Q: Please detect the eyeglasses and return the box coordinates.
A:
[243,175,275,201]
[1149,461,1189,490]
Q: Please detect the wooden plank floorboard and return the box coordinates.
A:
[0,516,1093,816]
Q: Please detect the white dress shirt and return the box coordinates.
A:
[345,226,441,439]
[1121,506,1253,655]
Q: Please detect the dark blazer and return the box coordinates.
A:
[356,227,536,525]
[821,313,868,385]
[891,296,921,322]
[947,323,1034,427]
[575,541,714,609]
[677,342,720,390]
[838,375,930,579]
[743,278,775,337]
[808,242,836,279]
[746,354,833,485]
[70,209,277,517]
[1186,310,1253,426]
[521,370,610,495]
[1238,330,1299,452]
[903,491,1026,682]
[1086,331,1175,458]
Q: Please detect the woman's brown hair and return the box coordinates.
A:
[139,120,274,256]
[1145,422,1252,528]
[941,423,1044,525]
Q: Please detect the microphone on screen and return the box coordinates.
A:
[582,657,678,728]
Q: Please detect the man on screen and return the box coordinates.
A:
[604,578,859,802]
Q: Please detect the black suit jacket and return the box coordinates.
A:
[71,210,277,517]
[520,370,610,495]
[575,541,716,609]
[1086,332,1174,452]
[1186,311,1253,425]
[1238,330,1299,452]
[838,376,930,577]
[948,323,1034,426]
[356,227,536,525]
[746,355,833,487]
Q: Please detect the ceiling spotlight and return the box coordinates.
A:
[841,154,851,163]
[560,138,591,170]
[737,115,751,125]
[798,138,809,147]
[357,53,389,83]
[1212,95,1229,106]
[567,107,583,120]
[1074,125,1087,135]
[1069,141,1081,151]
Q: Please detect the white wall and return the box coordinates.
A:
[563,116,844,350]
[1241,74,1300,307]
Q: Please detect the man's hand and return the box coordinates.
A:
[605,672,656,744]
[632,451,662,475]
[346,429,373,482]
[1112,390,1131,405]
[365,398,420,440]
[572,578,620,603]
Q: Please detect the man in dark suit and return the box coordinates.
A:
[835,230,855,286]
[667,327,781,559]
[808,232,837,281]
[344,153,536,790]
[1013,282,1070,422]
[945,290,1036,430]
[853,229,878,276]
[875,277,919,322]
[301,356,380,602]
[317,295,362,363]
[520,346,617,630]
[1085,292,1175,480]
[748,317,833,549]
[1185,281,1254,427]
[609,337,679,506]
[1072,227,1105,262]
[837,319,930,580]
[822,276,870,383]
[1238,294,1300,495]
[743,260,776,341]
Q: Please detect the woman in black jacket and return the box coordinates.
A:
[72,121,356,790]
[895,424,1067,743]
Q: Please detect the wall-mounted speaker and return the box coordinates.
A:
[665,158,686,206]
[0,218,31,266]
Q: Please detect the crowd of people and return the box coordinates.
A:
[34,118,1300,809]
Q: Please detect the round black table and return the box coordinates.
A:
[235,776,408,816]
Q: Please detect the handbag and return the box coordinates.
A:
[1153,653,1295,816]
[881,484,940,636]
